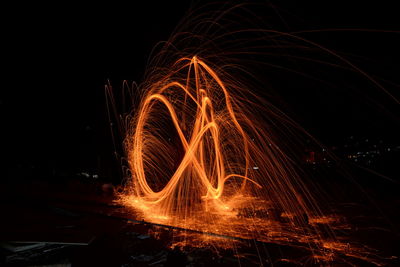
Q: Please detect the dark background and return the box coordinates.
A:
[2,1,399,183]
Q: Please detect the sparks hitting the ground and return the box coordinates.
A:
[116,56,389,265]
[122,55,314,225]
[107,3,400,265]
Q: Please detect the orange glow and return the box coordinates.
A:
[121,56,314,224]
[125,56,262,216]
[117,56,388,265]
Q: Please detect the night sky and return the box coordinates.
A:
[2,1,399,182]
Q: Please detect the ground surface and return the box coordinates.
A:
[1,175,399,266]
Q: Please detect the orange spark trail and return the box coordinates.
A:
[120,55,320,239]
[117,56,388,265]
[126,56,260,217]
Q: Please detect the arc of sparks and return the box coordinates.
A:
[128,56,260,214]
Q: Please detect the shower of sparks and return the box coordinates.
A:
[116,56,389,265]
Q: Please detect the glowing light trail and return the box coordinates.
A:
[117,55,389,265]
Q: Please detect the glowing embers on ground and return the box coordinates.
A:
[118,56,385,264]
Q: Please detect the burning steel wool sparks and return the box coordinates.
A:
[121,55,314,224]
[106,4,400,265]
[115,56,393,265]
